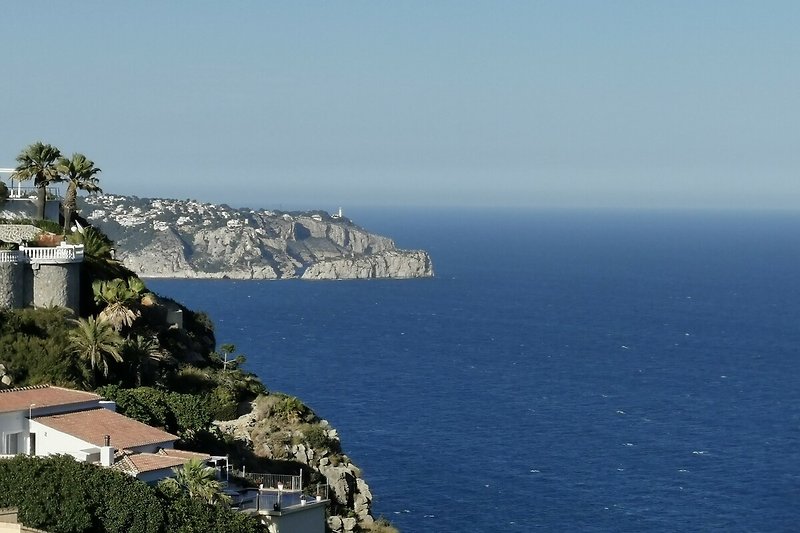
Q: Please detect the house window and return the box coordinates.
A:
[4,433,19,455]
[29,433,36,455]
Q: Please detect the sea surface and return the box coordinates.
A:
[149,209,800,532]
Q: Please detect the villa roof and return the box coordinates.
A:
[157,448,212,461]
[111,452,188,476]
[0,385,100,414]
[33,408,177,450]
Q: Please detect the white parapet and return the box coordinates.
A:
[0,250,23,263]
[13,244,85,264]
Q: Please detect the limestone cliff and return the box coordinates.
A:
[81,195,433,280]
[302,250,433,280]
[217,394,382,533]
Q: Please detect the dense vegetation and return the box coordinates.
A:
[0,455,262,533]
[1,141,396,533]
[0,142,271,532]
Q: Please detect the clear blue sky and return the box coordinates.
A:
[2,1,798,210]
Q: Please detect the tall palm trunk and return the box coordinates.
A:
[63,182,77,233]
[37,183,47,220]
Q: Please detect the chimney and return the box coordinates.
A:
[100,435,114,467]
[98,400,117,412]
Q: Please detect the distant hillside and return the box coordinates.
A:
[81,195,434,280]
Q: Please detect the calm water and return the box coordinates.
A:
[149,209,800,532]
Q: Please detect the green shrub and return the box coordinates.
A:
[0,308,83,387]
[0,455,164,533]
[97,385,212,437]
[0,455,263,533]
[209,385,239,420]
[302,425,332,450]
[167,391,212,433]
[271,395,307,423]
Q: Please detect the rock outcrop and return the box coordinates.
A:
[216,395,378,532]
[82,195,433,280]
[302,249,433,280]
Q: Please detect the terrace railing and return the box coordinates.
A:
[20,244,84,263]
[0,250,22,263]
[237,484,329,513]
[7,186,60,199]
[0,245,84,264]
[232,470,303,492]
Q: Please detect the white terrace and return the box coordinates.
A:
[0,243,84,265]
[0,168,60,200]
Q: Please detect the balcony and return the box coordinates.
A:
[237,484,329,513]
[6,186,61,200]
[0,244,84,265]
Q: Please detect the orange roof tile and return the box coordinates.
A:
[158,449,212,460]
[119,453,188,474]
[34,408,177,449]
[0,385,100,414]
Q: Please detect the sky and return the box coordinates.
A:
[1,1,798,210]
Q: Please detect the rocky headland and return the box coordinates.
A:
[218,394,380,533]
[81,195,433,280]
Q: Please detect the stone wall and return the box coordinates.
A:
[0,264,24,309]
[0,225,40,244]
[0,199,60,224]
[0,262,80,313]
[28,263,80,311]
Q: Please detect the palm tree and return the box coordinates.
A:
[57,153,102,234]
[122,334,174,387]
[68,316,123,386]
[163,458,229,504]
[11,142,63,220]
[92,277,148,331]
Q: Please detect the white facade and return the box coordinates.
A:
[28,419,92,458]
[0,399,111,457]
[0,387,177,482]
[0,411,27,455]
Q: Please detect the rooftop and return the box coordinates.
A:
[0,385,100,414]
[157,448,212,461]
[111,451,188,476]
[34,408,177,449]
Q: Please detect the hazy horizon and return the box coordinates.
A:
[2,2,798,211]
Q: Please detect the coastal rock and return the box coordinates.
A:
[81,194,434,280]
[329,516,343,532]
[217,395,378,531]
[301,249,434,280]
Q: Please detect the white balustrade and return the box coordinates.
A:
[8,244,86,264]
[0,250,23,263]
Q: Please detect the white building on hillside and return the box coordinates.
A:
[0,385,208,483]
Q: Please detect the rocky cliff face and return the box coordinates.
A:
[82,195,433,280]
[217,395,380,533]
[302,250,433,280]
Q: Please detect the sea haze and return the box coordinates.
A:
[149,209,800,532]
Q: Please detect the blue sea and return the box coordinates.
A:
[149,209,800,532]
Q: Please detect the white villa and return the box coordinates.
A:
[0,385,210,483]
[0,385,329,532]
